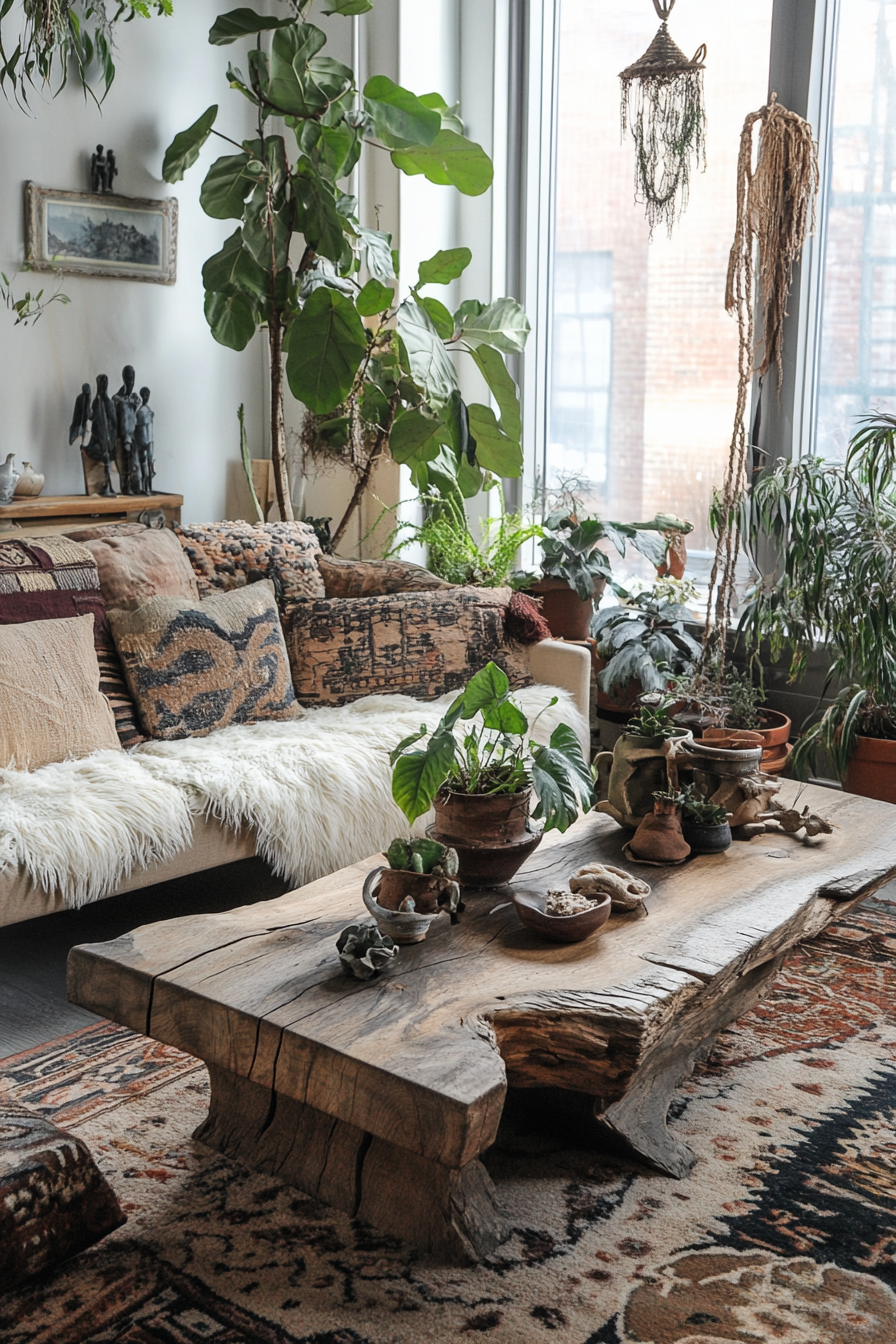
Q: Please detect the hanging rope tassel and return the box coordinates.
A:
[703,94,819,671]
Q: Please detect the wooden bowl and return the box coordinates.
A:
[511,887,612,944]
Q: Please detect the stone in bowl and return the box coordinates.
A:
[511,887,612,944]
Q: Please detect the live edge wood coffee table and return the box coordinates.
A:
[67,784,896,1263]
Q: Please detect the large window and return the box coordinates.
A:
[543,1,774,553]
[814,0,896,458]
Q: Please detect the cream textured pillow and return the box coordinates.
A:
[84,528,200,613]
[0,614,121,770]
[110,580,301,740]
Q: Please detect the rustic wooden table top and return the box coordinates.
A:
[68,782,896,1177]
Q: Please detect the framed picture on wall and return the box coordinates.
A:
[24,183,178,285]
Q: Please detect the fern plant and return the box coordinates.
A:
[740,414,896,779]
[390,490,542,588]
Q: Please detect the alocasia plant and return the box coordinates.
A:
[162,1,530,537]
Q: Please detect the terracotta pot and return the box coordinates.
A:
[531,576,606,641]
[656,531,687,579]
[628,797,691,864]
[756,709,792,766]
[845,735,896,804]
[702,728,764,751]
[377,867,446,915]
[429,789,542,887]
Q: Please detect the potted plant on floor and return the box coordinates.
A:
[390,662,592,886]
[739,415,896,800]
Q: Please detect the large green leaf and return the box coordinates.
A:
[457,296,530,354]
[209,9,295,44]
[356,278,394,317]
[357,226,395,283]
[199,152,254,220]
[418,247,472,287]
[293,159,345,264]
[529,727,592,834]
[307,55,353,104]
[266,22,329,117]
[391,129,493,196]
[204,289,257,350]
[391,729,458,824]
[466,404,522,478]
[201,228,269,300]
[323,0,373,11]
[162,104,218,184]
[302,122,360,181]
[363,75,440,150]
[388,408,443,464]
[420,295,454,339]
[397,299,457,406]
[286,287,368,414]
[461,661,510,717]
[469,344,521,443]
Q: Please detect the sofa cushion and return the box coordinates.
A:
[317,554,451,598]
[0,534,143,750]
[110,580,302,740]
[84,528,200,613]
[283,586,533,707]
[0,1098,125,1288]
[63,521,147,543]
[0,613,121,770]
[174,520,325,604]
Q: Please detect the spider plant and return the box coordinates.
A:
[739,413,896,780]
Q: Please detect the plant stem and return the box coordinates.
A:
[331,390,400,551]
[268,312,294,521]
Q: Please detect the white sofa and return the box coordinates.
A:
[0,639,590,927]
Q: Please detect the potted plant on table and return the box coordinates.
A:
[739,415,896,801]
[680,788,732,854]
[671,663,792,773]
[595,696,692,830]
[590,583,702,714]
[390,662,592,886]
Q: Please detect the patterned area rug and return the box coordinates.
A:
[2,897,896,1344]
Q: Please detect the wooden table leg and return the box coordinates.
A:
[592,954,785,1178]
[194,1065,507,1263]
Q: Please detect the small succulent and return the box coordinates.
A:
[682,788,730,826]
[626,695,683,741]
[385,838,459,877]
[336,923,398,981]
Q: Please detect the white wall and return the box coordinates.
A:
[0,6,265,523]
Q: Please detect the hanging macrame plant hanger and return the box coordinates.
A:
[620,0,707,237]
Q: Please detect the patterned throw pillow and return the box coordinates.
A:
[0,1099,125,1289]
[110,580,302,740]
[0,534,143,749]
[317,554,451,598]
[174,520,325,604]
[283,587,533,707]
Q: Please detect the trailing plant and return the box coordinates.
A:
[739,414,896,778]
[0,0,173,106]
[390,661,592,834]
[0,269,69,325]
[384,837,457,877]
[625,695,682,741]
[590,590,700,699]
[163,3,529,532]
[390,488,542,587]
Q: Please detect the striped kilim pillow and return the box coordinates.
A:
[0,534,143,749]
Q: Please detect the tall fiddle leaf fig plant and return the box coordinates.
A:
[162,1,529,534]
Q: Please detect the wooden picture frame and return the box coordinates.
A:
[24,183,178,285]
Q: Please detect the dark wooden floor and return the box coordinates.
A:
[0,859,291,1060]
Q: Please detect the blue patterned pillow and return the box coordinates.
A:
[110,580,301,740]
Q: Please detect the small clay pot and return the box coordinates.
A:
[627,796,691,864]
[681,818,732,854]
[434,789,531,846]
[376,867,446,914]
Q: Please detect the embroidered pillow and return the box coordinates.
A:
[283,587,533,707]
[317,554,451,598]
[0,614,121,770]
[0,534,142,749]
[110,580,301,740]
[0,1100,125,1289]
[174,520,325,604]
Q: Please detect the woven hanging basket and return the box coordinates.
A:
[620,26,706,84]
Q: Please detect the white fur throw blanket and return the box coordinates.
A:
[0,686,585,908]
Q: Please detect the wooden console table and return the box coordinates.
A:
[67,784,896,1263]
[0,492,183,537]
